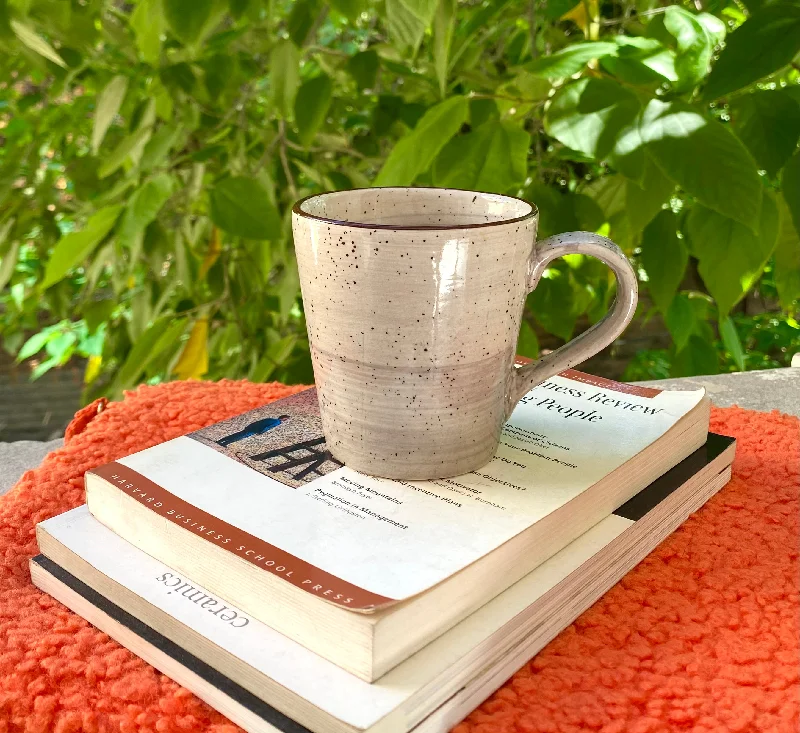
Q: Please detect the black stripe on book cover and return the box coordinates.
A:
[614,433,734,521]
[32,555,312,733]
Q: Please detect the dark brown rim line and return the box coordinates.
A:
[291,186,539,231]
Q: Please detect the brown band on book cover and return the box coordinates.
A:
[90,462,393,611]
[560,370,661,398]
[513,357,661,398]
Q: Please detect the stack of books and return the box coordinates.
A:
[32,367,734,733]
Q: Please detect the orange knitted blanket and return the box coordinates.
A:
[0,380,797,733]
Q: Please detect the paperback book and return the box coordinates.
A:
[34,433,735,733]
[83,369,710,680]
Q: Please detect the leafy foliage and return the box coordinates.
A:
[0,0,799,400]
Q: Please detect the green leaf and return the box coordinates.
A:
[29,356,60,381]
[386,0,437,52]
[209,176,281,240]
[229,0,249,18]
[328,0,364,21]
[114,316,187,391]
[129,99,156,168]
[0,240,19,292]
[542,0,579,19]
[640,209,687,313]
[470,98,499,128]
[287,0,319,46]
[639,99,762,231]
[45,330,77,363]
[739,0,763,12]
[527,184,602,240]
[497,72,551,115]
[517,320,539,360]
[696,12,726,46]
[781,151,800,239]
[526,42,618,79]
[140,124,183,170]
[0,217,12,251]
[665,292,697,352]
[83,300,116,334]
[719,316,745,371]
[131,0,164,64]
[92,75,128,154]
[17,330,49,361]
[572,194,605,233]
[774,193,800,311]
[432,120,529,193]
[0,0,12,39]
[97,125,153,178]
[782,85,800,108]
[203,54,237,100]
[347,50,378,90]
[271,39,300,118]
[375,96,469,186]
[729,91,800,178]
[277,257,300,321]
[584,174,626,220]
[455,0,512,40]
[10,19,67,68]
[525,182,562,239]
[545,78,641,163]
[688,194,779,316]
[295,74,333,147]
[582,174,636,250]
[80,325,105,358]
[625,156,675,235]
[163,0,214,45]
[602,36,677,85]
[160,62,196,94]
[118,174,175,258]
[672,334,719,376]
[251,334,298,382]
[528,269,576,341]
[703,2,800,101]
[663,6,712,91]
[41,206,123,290]
[433,0,455,97]
[609,113,646,183]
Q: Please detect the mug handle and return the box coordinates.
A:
[505,232,638,418]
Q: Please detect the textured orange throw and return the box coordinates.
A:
[0,380,797,733]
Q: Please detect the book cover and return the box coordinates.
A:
[89,370,706,611]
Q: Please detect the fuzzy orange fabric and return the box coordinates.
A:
[0,381,797,733]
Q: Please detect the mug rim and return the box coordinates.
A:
[292,186,539,231]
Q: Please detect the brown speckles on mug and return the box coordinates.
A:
[292,187,637,479]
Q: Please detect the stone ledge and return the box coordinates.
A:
[634,367,800,417]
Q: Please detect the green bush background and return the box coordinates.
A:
[1,0,799,400]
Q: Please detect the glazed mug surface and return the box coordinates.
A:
[291,187,637,480]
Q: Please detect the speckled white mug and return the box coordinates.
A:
[292,187,637,479]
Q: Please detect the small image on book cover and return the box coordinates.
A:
[188,388,342,488]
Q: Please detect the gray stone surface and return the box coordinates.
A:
[0,438,63,496]
[634,367,800,417]
[0,368,797,498]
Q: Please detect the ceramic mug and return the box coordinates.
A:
[292,187,637,480]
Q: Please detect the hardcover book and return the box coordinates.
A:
[35,433,735,733]
[82,369,710,680]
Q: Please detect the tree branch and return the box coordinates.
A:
[278,120,297,199]
[528,0,538,60]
